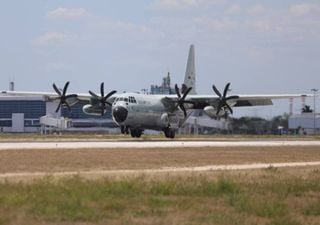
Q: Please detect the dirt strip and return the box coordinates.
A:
[1,146,320,174]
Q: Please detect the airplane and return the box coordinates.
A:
[0,45,309,138]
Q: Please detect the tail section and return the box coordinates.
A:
[183,44,196,94]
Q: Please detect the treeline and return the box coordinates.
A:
[230,114,290,135]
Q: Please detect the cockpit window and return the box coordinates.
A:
[124,98,128,102]
[128,96,136,104]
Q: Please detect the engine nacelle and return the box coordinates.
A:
[82,104,105,116]
[65,96,79,107]
[204,106,225,118]
[159,113,170,126]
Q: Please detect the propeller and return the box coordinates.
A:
[52,81,78,113]
[89,82,117,116]
[174,84,194,117]
[212,83,239,115]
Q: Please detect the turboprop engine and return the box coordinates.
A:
[159,113,170,126]
[82,104,106,116]
[204,106,225,118]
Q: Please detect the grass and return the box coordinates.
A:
[0,169,320,225]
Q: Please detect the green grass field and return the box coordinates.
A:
[1,168,320,225]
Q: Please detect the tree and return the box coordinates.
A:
[302,105,313,113]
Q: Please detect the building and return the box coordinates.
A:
[0,96,115,133]
[289,113,320,134]
[150,72,175,95]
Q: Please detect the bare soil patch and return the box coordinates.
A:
[0,146,320,174]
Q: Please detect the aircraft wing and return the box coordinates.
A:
[0,90,92,102]
[162,94,310,110]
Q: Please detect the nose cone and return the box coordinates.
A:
[113,106,128,123]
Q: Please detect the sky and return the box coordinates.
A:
[0,0,320,118]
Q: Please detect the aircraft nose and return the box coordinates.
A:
[112,106,128,123]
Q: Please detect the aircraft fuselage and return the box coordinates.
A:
[111,93,183,131]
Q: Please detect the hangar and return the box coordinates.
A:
[0,95,116,133]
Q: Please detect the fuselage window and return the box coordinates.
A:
[124,98,128,102]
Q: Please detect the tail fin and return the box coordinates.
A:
[183,44,196,94]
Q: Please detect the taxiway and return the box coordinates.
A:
[0,140,320,150]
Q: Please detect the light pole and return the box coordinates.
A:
[311,88,318,134]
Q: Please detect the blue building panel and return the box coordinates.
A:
[0,100,46,118]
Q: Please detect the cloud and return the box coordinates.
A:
[248,5,266,14]
[289,3,320,16]
[47,7,89,19]
[32,32,69,45]
[193,17,238,30]
[225,4,241,14]
[151,0,225,10]
[151,0,197,10]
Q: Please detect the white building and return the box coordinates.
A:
[289,113,320,134]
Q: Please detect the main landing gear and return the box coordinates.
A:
[130,129,143,138]
[163,127,175,139]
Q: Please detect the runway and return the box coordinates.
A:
[0,140,320,150]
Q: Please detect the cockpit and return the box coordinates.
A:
[113,96,137,105]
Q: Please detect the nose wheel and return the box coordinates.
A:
[164,127,175,139]
[130,128,143,138]
[120,126,129,134]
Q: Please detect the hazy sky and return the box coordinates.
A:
[1,0,319,117]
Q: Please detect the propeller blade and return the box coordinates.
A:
[89,90,99,98]
[173,83,193,118]
[180,104,187,117]
[212,83,236,116]
[55,102,62,113]
[89,83,117,116]
[100,82,104,97]
[182,87,192,100]
[223,83,230,98]
[175,84,181,98]
[212,85,222,97]
[62,81,70,96]
[52,81,74,112]
[226,104,233,114]
[104,90,117,100]
[53,83,62,96]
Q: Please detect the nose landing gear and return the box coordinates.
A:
[130,129,143,138]
[163,126,175,139]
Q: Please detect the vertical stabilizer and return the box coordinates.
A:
[183,44,196,94]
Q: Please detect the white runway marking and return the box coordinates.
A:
[0,140,320,150]
[1,161,320,179]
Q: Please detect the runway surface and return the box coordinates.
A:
[1,161,320,180]
[1,140,320,150]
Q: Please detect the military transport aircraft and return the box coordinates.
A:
[0,45,309,138]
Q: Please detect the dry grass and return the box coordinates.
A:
[0,146,320,174]
[1,143,320,225]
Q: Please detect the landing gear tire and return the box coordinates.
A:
[121,126,130,134]
[164,127,175,139]
[130,129,143,138]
